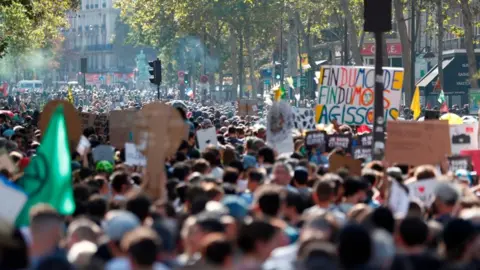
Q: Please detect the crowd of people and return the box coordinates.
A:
[0,88,478,270]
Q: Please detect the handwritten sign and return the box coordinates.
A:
[407,179,438,206]
[125,143,146,166]
[196,127,218,151]
[386,121,451,166]
[317,66,403,125]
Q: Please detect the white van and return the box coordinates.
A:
[17,80,43,91]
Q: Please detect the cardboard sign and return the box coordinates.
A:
[293,108,316,130]
[92,145,115,164]
[79,112,95,129]
[386,121,451,166]
[196,127,218,151]
[388,180,410,218]
[328,154,362,176]
[267,101,295,154]
[39,100,81,151]
[109,110,137,149]
[93,113,108,136]
[316,65,403,125]
[0,175,27,225]
[353,146,372,161]
[449,123,479,154]
[125,143,147,167]
[76,135,91,156]
[238,100,257,116]
[407,179,438,206]
[326,134,352,153]
[448,155,471,172]
[134,103,188,200]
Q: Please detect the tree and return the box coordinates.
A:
[458,0,479,89]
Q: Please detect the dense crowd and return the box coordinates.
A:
[0,90,478,270]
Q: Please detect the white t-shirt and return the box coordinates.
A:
[106,257,170,270]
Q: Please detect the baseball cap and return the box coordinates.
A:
[103,210,140,241]
[434,182,460,205]
[222,195,249,220]
[96,160,113,174]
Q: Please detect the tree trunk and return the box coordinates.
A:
[437,0,444,90]
[460,0,479,88]
[229,28,238,100]
[245,32,257,99]
[339,0,362,65]
[394,0,412,105]
[287,15,299,77]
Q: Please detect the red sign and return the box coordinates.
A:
[360,43,402,56]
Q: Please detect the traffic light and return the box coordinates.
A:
[148,59,162,85]
[184,72,190,85]
[274,64,281,80]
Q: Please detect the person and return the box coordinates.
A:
[29,204,70,268]
[432,182,460,225]
[120,227,169,270]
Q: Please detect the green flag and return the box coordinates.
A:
[15,105,75,227]
[438,89,445,104]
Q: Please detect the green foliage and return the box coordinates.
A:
[0,0,74,57]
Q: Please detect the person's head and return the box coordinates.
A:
[285,190,306,224]
[86,194,108,221]
[237,220,280,261]
[192,158,211,175]
[221,167,238,185]
[172,162,191,181]
[313,179,335,206]
[227,126,237,138]
[110,171,133,196]
[121,227,161,270]
[293,166,309,187]
[272,162,293,186]
[443,218,478,262]
[200,233,234,269]
[104,210,141,257]
[338,224,372,268]
[67,217,101,249]
[342,176,369,204]
[247,168,265,191]
[202,148,221,167]
[396,217,428,251]
[222,145,237,166]
[413,165,438,180]
[258,146,275,165]
[433,182,460,216]
[188,132,196,146]
[253,184,286,218]
[126,194,152,223]
[29,204,64,251]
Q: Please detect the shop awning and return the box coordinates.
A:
[416,57,454,88]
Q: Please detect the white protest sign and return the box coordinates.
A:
[388,180,410,218]
[267,101,294,154]
[0,178,27,225]
[449,123,479,154]
[76,135,91,156]
[196,127,218,151]
[407,179,439,206]
[92,145,115,164]
[125,143,147,166]
[317,65,403,125]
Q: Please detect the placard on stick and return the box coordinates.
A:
[39,100,81,152]
[109,110,136,149]
[386,121,451,166]
[134,103,187,200]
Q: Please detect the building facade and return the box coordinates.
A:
[60,0,120,81]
